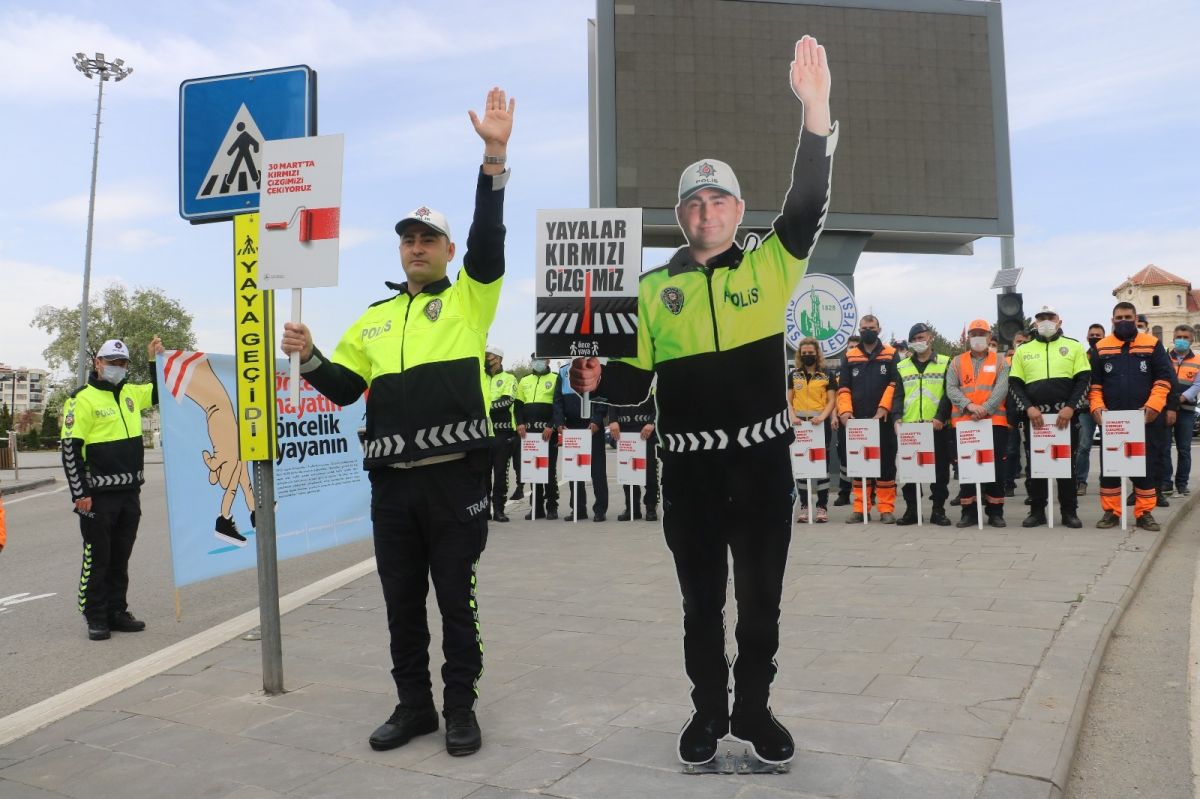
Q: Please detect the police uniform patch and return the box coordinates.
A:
[661,287,685,315]
[1059,346,1069,356]
[425,298,442,322]
[1104,362,1113,373]
[125,397,135,412]
[1139,360,1148,372]
[544,380,553,389]
[64,412,75,430]
[851,367,860,377]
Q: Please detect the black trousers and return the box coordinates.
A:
[510,433,522,485]
[370,457,489,711]
[77,489,141,622]
[901,425,954,510]
[490,431,515,513]
[567,428,609,517]
[530,433,559,515]
[621,437,660,513]
[1023,419,1079,514]
[959,425,1009,517]
[662,444,793,716]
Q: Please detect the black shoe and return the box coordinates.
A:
[87,619,111,641]
[563,512,586,522]
[895,510,918,526]
[592,513,606,522]
[1024,497,1032,505]
[930,508,952,526]
[645,509,658,522]
[546,509,559,520]
[444,708,482,757]
[988,514,1007,528]
[1021,512,1046,528]
[617,510,634,521]
[369,704,439,751]
[677,712,728,765]
[250,510,257,529]
[730,706,795,765]
[1096,511,1120,529]
[1178,487,1191,497]
[1136,512,1161,532]
[956,514,975,528]
[108,611,146,633]
[950,496,962,507]
[509,487,524,501]
[1062,513,1083,529]
[833,493,851,507]
[214,515,248,547]
[1156,491,1170,508]
[492,510,510,523]
[1004,486,1016,498]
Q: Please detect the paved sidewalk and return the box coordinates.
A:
[0,477,1195,799]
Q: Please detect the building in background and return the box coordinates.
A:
[0,365,48,417]
[1112,265,1200,344]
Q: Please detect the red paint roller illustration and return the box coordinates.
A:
[577,453,592,467]
[808,447,827,462]
[848,446,880,460]
[1123,441,1145,457]
[535,456,550,469]
[632,458,647,471]
[916,451,935,466]
[265,206,341,242]
[1049,444,1072,460]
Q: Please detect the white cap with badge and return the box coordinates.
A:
[395,206,451,239]
[1034,304,1058,318]
[96,339,130,360]
[677,158,742,202]
[485,344,504,358]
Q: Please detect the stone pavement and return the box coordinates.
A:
[0,475,1195,799]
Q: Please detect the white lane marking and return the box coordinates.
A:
[0,593,57,607]
[0,556,378,748]
[4,486,69,505]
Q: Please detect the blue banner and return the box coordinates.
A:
[158,352,370,587]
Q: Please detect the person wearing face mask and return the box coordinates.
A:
[60,337,163,641]
[485,346,520,522]
[787,337,838,523]
[553,361,609,522]
[1074,324,1106,495]
[837,315,900,523]
[1161,325,1199,497]
[893,323,953,526]
[1089,302,1175,530]
[945,320,1010,528]
[1007,306,1090,528]
[517,355,560,519]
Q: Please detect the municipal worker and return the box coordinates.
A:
[1163,325,1199,496]
[1075,323,1106,496]
[893,323,952,526]
[945,319,1009,528]
[279,87,514,757]
[1090,302,1173,530]
[787,337,837,523]
[569,36,836,767]
[485,345,519,522]
[517,354,559,519]
[837,314,899,524]
[552,362,608,522]
[608,392,659,521]
[61,336,163,641]
[1006,305,1089,528]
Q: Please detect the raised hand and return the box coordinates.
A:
[468,87,515,147]
[790,35,832,135]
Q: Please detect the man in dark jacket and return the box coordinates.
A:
[553,363,608,521]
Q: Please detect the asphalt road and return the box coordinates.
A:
[0,456,374,719]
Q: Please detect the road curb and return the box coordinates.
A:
[0,556,377,748]
[1,478,57,496]
[983,489,1200,798]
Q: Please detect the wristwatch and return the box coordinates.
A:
[483,154,507,165]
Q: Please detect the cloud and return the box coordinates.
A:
[40,182,174,226]
[339,226,383,250]
[110,228,173,252]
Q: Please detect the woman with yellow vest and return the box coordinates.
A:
[945,319,1010,528]
[787,337,837,522]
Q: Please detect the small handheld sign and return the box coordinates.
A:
[790,422,826,526]
[1030,423,1072,528]
[955,419,995,529]
[845,419,881,525]
[896,422,936,527]
[1101,410,1146,531]
[535,208,642,416]
[521,436,550,521]
[561,429,591,524]
[617,437,648,486]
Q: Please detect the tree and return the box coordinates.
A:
[31,283,197,384]
[40,406,59,437]
[21,426,41,450]
[0,401,11,433]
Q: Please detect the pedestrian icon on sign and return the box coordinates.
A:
[195,104,267,200]
[222,123,260,191]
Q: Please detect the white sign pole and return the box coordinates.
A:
[1048,477,1055,529]
[533,483,538,521]
[807,479,814,526]
[1121,476,1128,530]
[916,485,923,527]
[574,482,578,525]
[290,289,302,410]
[976,484,984,529]
[862,478,870,526]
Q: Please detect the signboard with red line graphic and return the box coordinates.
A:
[561,429,592,481]
[259,133,344,289]
[896,422,936,484]
[520,437,551,485]
[844,419,881,479]
[955,419,996,484]
[617,437,648,486]
[790,422,827,480]
[1100,410,1146,478]
[535,208,642,359]
[1029,423,1073,479]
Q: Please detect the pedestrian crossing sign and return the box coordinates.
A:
[179,65,316,222]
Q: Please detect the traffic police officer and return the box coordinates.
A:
[485,345,518,522]
[280,87,514,757]
[1007,305,1090,528]
[517,355,560,519]
[1090,301,1174,530]
[837,314,900,524]
[893,323,952,526]
[61,336,162,641]
[570,37,836,767]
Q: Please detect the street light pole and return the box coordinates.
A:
[72,52,132,388]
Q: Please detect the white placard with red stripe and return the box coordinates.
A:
[955,419,996,484]
[844,419,881,479]
[790,422,827,480]
[521,437,550,485]
[617,437,647,486]
[560,429,592,481]
[1100,410,1146,477]
[896,422,937,484]
[1029,423,1073,479]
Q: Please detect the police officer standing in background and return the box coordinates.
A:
[553,363,609,522]
[893,323,952,526]
[837,314,899,524]
[608,392,659,521]
[1007,305,1089,528]
[517,354,560,519]
[61,336,163,641]
[279,87,514,757]
[485,345,519,522]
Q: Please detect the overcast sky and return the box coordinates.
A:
[1,0,1197,375]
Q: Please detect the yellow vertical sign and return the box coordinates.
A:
[233,213,276,461]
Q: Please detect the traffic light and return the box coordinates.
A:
[996,292,1025,349]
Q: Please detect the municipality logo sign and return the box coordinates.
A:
[785,273,858,358]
